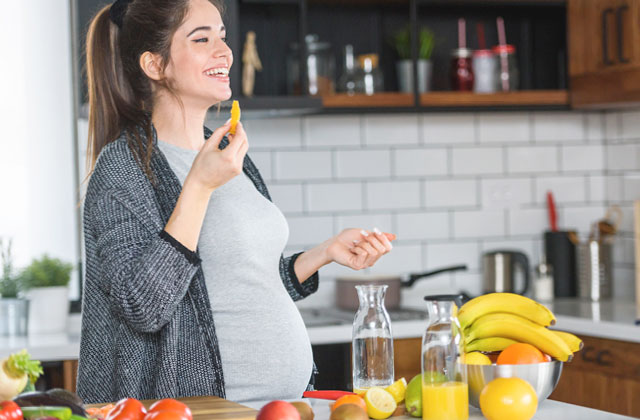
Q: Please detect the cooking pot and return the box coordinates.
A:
[335,265,467,311]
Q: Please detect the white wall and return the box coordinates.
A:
[0,1,79,298]
[203,109,639,309]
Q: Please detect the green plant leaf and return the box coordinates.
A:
[391,25,435,60]
[20,254,73,289]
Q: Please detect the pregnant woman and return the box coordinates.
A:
[78,0,396,404]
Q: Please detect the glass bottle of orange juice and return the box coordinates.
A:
[422,295,468,420]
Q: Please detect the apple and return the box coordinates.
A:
[256,401,301,420]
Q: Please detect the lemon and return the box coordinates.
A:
[384,377,407,403]
[480,377,538,420]
[364,387,397,420]
[465,352,492,365]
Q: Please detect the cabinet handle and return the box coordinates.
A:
[595,350,613,366]
[582,346,597,363]
[616,5,630,63]
[602,8,614,66]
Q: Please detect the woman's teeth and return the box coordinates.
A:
[205,68,229,77]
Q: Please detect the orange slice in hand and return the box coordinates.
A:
[229,100,241,135]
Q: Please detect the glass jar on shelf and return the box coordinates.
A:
[492,44,519,92]
[422,295,468,420]
[450,48,474,91]
[338,44,358,95]
[354,54,384,95]
[286,34,335,96]
[352,284,394,393]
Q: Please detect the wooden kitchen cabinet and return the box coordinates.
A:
[394,338,422,381]
[568,0,640,107]
[549,334,640,417]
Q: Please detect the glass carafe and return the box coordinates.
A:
[422,295,468,420]
[352,285,394,393]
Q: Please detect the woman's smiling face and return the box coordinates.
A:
[163,0,233,107]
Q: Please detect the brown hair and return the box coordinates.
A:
[84,0,225,184]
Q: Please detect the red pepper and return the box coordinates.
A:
[0,401,22,420]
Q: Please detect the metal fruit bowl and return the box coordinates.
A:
[463,360,563,408]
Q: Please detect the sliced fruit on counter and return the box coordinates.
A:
[464,352,492,365]
[256,401,300,420]
[21,406,72,420]
[331,395,366,413]
[458,293,556,329]
[0,350,43,401]
[14,389,87,417]
[479,377,538,420]
[465,337,518,353]
[464,312,573,362]
[384,378,407,403]
[290,402,314,420]
[552,330,584,353]
[363,387,396,420]
[496,343,546,365]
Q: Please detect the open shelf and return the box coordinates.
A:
[420,90,569,108]
[322,93,415,108]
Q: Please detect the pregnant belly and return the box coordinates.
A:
[214,297,313,402]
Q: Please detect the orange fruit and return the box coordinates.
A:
[480,377,538,420]
[497,343,546,365]
[332,395,367,412]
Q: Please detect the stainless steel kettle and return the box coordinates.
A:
[482,250,530,295]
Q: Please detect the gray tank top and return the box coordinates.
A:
[158,140,313,402]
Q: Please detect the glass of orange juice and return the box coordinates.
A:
[421,295,468,420]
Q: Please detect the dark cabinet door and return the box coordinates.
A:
[568,0,640,107]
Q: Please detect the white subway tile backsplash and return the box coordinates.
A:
[364,114,420,145]
[307,182,362,212]
[403,276,457,307]
[587,175,606,202]
[606,175,624,201]
[535,176,586,204]
[509,208,548,236]
[477,113,530,143]
[612,268,634,298]
[423,114,475,144]
[561,145,605,172]
[368,243,423,274]
[481,238,539,264]
[336,150,391,178]
[269,184,304,213]
[275,151,332,180]
[481,178,532,209]
[395,211,449,240]
[244,117,302,148]
[607,144,638,171]
[604,112,620,141]
[394,148,448,177]
[454,210,505,238]
[585,113,604,142]
[425,242,481,270]
[452,147,503,175]
[286,215,334,246]
[621,110,640,140]
[336,213,393,234]
[622,173,640,201]
[305,115,361,147]
[507,146,558,173]
[612,236,635,265]
[425,179,477,208]
[248,151,272,181]
[532,112,584,142]
[453,272,483,296]
[562,205,607,234]
[366,181,421,211]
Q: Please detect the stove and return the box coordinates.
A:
[299,306,427,327]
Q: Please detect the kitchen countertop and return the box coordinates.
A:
[244,398,636,420]
[1,298,638,361]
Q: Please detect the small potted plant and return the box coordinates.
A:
[21,255,73,334]
[0,238,29,336]
[393,25,435,93]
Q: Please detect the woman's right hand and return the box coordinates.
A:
[186,121,249,194]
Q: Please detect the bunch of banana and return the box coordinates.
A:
[459,293,583,362]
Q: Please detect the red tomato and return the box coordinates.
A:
[0,401,23,420]
[148,399,192,418]
[143,411,191,420]
[107,398,147,420]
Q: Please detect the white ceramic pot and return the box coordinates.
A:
[26,286,69,334]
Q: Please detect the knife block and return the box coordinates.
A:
[544,230,578,298]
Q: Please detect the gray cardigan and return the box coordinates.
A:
[77,125,319,404]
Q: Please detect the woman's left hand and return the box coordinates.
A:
[326,228,396,270]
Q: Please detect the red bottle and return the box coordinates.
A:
[450,48,474,91]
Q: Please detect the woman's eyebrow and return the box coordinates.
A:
[187,25,226,37]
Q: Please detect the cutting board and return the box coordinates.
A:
[87,396,257,420]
